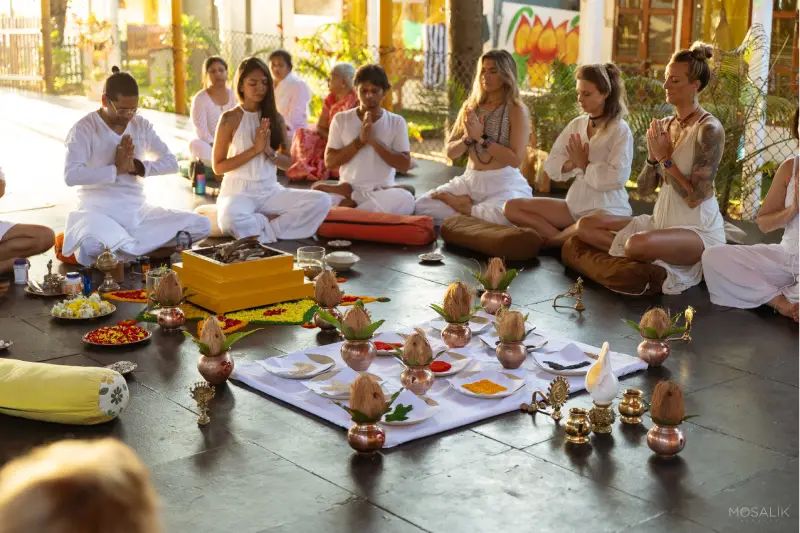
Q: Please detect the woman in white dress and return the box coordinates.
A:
[269,50,312,141]
[504,63,633,248]
[189,56,236,163]
[576,43,725,294]
[212,58,331,243]
[414,49,532,225]
[702,110,799,321]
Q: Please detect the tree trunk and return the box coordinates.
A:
[50,0,69,45]
[447,0,482,98]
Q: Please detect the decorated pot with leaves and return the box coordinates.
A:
[336,375,403,454]
[493,310,535,369]
[184,319,260,385]
[431,282,480,349]
[157,306,185,331]
[647,424,686,458]
[317,300,384,372]
[473,258,518,315]
[623,308,690,367]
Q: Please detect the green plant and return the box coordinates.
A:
[623,312,686,340]
[182,329,260,355]
[525,59,580,155]
[334,389,403,423]
[429,304,481,324]
[471,268,518,291]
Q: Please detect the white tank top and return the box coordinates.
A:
[781,156,799,251]
[224,109,277,185]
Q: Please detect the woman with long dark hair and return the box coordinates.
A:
[504,63,633,248]
[189,56,236,162]
[212,58,331,242]
[576,43,726,294]
[702,109,799,321]
[414,49,533,225]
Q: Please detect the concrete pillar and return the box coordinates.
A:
[742,0,773,219]
[107,0,121,69]
[40,0,53,93]
[172,0,187,115]
[579,0,604,65]
[367,0,380,61]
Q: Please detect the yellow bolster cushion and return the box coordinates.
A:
[0,359,130,425]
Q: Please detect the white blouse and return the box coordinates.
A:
[544,115,634,219]
[274,72,312,137]
[190,88,236,144]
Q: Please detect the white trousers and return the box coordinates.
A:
[328,187,415,216]
[217,179,331,243]
[189,138,213,163]
[414,166,533,225]
[702,243,799,308]
[65,207,212,266]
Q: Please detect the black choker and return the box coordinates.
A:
[589,114,604,127]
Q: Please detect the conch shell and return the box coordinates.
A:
[314,270,342,308]
[485,257,506,290]
[402,328,433,366]
[342,304,372,337]
[584,342,618,405]
[155,270,183,306]
[350,374,386,420]
[200,317,225,356]
[443,282,472,322]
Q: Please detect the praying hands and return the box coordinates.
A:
[565,133,589,172]
[465,109,484,141]
[114,135,137,175]
[647,119,672,162]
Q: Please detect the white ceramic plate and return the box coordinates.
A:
[418,252,444,263]
[261,352,336,379]
[105,360,137,375]
[429,315,492,335]
[51,303,117,320]
[381,389,440,426]
[448,370,526,399]
[327,240,352,248]
[302,367,385,399]
[430,350,472,377]
[325,251,360,271]
[373,332,406,356]
[478,327,545,350]
[530,343,597,376]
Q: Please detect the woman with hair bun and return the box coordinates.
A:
[189,56,236,163]
[577,43,726,294]
[504,62,633,248]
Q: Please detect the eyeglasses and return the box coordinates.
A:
[108,100,138,117]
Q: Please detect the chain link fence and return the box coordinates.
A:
[9,18,796,220]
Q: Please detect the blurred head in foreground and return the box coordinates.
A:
[0,438,162,533]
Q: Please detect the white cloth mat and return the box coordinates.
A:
[231,313,647,448]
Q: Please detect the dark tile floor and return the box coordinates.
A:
[0,93,797,532]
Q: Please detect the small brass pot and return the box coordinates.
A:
[480,290,511,315]
[157,306,185,331]
[637,338,671,366]
[564,407,592,444]
[197,351,234,385]
[495,341,527,369]
[347,422,385,454]
[618,388,647,424]
[400,365,435,395]
[647,423,685,458]
[314,306,342,331]
[441,322,471,348]
[341,339,376,371]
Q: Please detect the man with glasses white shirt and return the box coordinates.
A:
[61,67,211,266]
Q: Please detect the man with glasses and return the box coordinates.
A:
[61,67,211,266]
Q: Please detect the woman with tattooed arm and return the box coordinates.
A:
[576,43,725,294]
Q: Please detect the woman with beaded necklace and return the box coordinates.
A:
[414,49,533,225]
[576,42,726,294]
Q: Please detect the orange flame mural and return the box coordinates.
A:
[507,9,579,88]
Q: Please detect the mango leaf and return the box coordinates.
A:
[664,327,687,338]
[524,327,536,339]
[640,326,660,340]
[391,347,404,361]
[432,348,448,360]
[682,414,700,422]
[429,303,453,322]
[470,269,493,290]
[670,311,683,327]
[182,331,211,356]
[316,308,343,330]
[355,319,385,340]
[623,318,642,333]
[385,403,414,422]
[334,402,379,424]
[495,269,519,290]
[222,329,262,352]
[385,388,403,408]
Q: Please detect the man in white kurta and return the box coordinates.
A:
[62,112,212,266]
[316,107,415,215]
[273,71,312,140]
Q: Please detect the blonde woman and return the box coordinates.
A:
[0,439,163,533]
[577,43,726,294]
[414,49,532,225]
[504,63,633,248]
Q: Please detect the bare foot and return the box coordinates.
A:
[768,295,799,322]
[431,192,472,215]
[339,199,357,208]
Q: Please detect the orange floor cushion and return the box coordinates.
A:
[441,215,542,261]
[561,235,666,295]
[54,232,79,265]
[317,207,435,245]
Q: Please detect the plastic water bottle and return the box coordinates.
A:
[195,169,206,195]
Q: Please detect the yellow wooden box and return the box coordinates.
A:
[186,281,314,315]
[180,246,294,282]
[172,263,306,295]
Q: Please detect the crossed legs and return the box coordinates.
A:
[503,198,578,248]
[0,224,55,274]
[576,213,705,265]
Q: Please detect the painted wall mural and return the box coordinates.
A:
[500,4,580,88]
